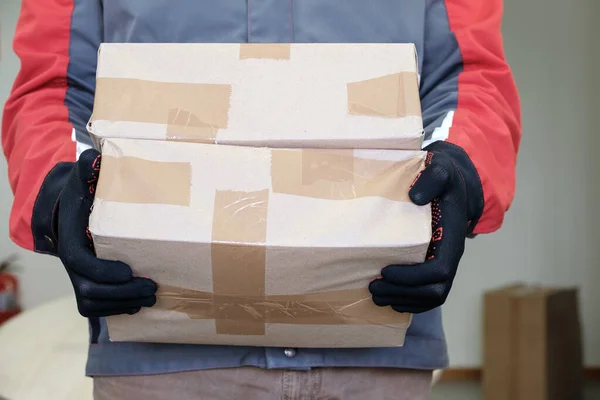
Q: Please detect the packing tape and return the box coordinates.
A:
[347,72,421,118]
[96,156,191,206]
[239,43,291,60]
[156,284,410,328]
[211,190,270,335]
[271,149,423,202]
[92,77,232,143]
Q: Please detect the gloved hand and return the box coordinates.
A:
[369,141,484,314]
[54,149,157,318]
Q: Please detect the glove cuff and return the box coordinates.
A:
[31,162,74,256]
[423,141,484,237]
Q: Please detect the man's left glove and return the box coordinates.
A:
[49,149,157,318]
[369,141,484,314]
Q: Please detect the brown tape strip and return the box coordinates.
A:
[211,190,270,335]
[156,284,410,327]
[402,71,422,117]
[239,44,291,60]
[271,150,424,202]
[347,72,421,118]
[93,77,232,142]
[96,156,191,206]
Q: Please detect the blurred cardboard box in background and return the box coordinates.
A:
[483,284,584,400]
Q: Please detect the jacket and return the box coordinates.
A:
[2,0,521,376]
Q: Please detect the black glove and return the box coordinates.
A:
[369,141,484,314]
[52,149,157,318]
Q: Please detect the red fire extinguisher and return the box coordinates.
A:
[0,254,20,326]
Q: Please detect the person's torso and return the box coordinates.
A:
[101,0,426,69]
[83,0,448,376]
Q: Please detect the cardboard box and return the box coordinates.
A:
[89,138,432,347]
[87,43,423,150]
[482,284,584,400]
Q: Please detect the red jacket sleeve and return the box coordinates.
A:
[2,0,101,253]
[420,0,522,234]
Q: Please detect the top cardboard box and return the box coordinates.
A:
[88,43,423,150]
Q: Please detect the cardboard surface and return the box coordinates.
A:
[88,43,423,150]
[482,284,584,400]
[90,138,431,348]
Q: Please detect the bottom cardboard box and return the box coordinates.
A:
[90,138,432,348]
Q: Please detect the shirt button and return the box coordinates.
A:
[44,235,55,250]
[284,348,297,358]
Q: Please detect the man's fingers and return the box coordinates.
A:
[370,279,400,299]
[370,279,449,311]
[75,276,157,299]
[370,279,447,299]
[380,246,463,285]
[383,186,469,286]
[409,160,452,205]
[391,304,432,314]
[65,248,134,284]
[78,296,157,313]
[373,294,439,313]
[58,193,134,284]
[372,294,424,308]
[380,259,451,286]
[59,148,151,315]
[70,269,157,316]
[80,307,144,318]
[370,280,445,313]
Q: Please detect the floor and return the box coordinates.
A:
[431,382,600,399]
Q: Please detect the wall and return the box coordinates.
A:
[1,0,598,366]
[442,0,600,366]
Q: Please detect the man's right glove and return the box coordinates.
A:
[53,149,157,318]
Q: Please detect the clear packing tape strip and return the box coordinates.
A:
[156,285,411,336]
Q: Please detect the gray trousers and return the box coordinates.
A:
[94,367,433,400]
